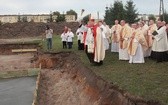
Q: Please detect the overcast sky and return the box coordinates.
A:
[0,0,168,19]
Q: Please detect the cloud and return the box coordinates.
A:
[0,0,167,18]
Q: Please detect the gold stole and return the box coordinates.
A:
[147,26,151,47]
[129,31,136,55]
[147,26,154,47]
[113,25,118,43]
[120,28,124,49]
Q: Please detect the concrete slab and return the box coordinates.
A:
[0,77,36,105]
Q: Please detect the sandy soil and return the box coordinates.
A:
[38,69,95,105]
[0,22,78,39]
[0,38,41,44]
[36,52,161,105]
[0,39,40,55]
[0,53,35,71]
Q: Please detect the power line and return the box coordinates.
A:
[159,0,165,20]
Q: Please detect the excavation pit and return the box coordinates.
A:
[0,41,40,55]
[0,39,40,105]
[0,39,40,78]
[0,53,35,72]
[34,52,161,105]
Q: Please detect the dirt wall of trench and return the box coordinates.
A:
[35,52,162,105]
[0,43,40,55]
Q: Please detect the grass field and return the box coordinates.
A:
[42,35,168,105]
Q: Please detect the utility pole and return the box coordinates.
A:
[159,0,165,20]
[50,11,53,22]
[97,11,99,20]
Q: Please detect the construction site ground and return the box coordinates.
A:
[0,22,168,105]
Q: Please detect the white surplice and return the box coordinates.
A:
[111,42,119,52]
[119,48,129,60]
[119,38,130,60]
[129,39,145,63]
[100,25,109,50]
[152,26,168,52]
[111,24,122,52]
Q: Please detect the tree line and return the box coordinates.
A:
[104,0,138,26]
[104,0,168,26]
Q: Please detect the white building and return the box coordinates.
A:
[0,14,76,23]
[138,14,160,22]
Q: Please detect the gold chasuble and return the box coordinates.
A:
[119,24,131,49]
[111,24,122,43]
[147,24,157,47]
[128,28,148,56]
[94,27,105,62]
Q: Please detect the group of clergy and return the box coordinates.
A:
[111,19,168,63]
[76,18,168,65]
[76,18,111,66]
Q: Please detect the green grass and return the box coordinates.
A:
[43,35,168,105]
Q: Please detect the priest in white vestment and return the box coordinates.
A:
[104,22,111,44]
[146,20,157,57]
[99,22,109,50]
[85,19,105,66]
[139,21,149,57]
[151,21,168,62]
[128,23,147,63]
[111,20,122,52]
[119,20,131,60]
[94,21,105,65]
[76,22,87,50]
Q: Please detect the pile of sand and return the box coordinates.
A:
[0,22,78,39]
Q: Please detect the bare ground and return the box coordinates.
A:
[0,39,40,71]
[35,52,162,105]
[0,22,78,39]
[0,53,35,71]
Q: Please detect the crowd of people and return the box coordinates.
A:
[45,25,75,50]
[61,26,75,49]
[45,18,168,66]
[75,18,168,65]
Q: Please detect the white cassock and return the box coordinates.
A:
[94,27,105,62]
[111,42,119,52]
[119,24,131,60]
[80,25,88,44]
[119,41,129,60]
[152,26,168,52]
[100,25,109,50]
[111,24,121,52]
[105,25,111,43]
[146,24,157,57]
[76,28,82,41]
[85,28,94,53]
[139,26,149,57]
[129,38,145,63]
